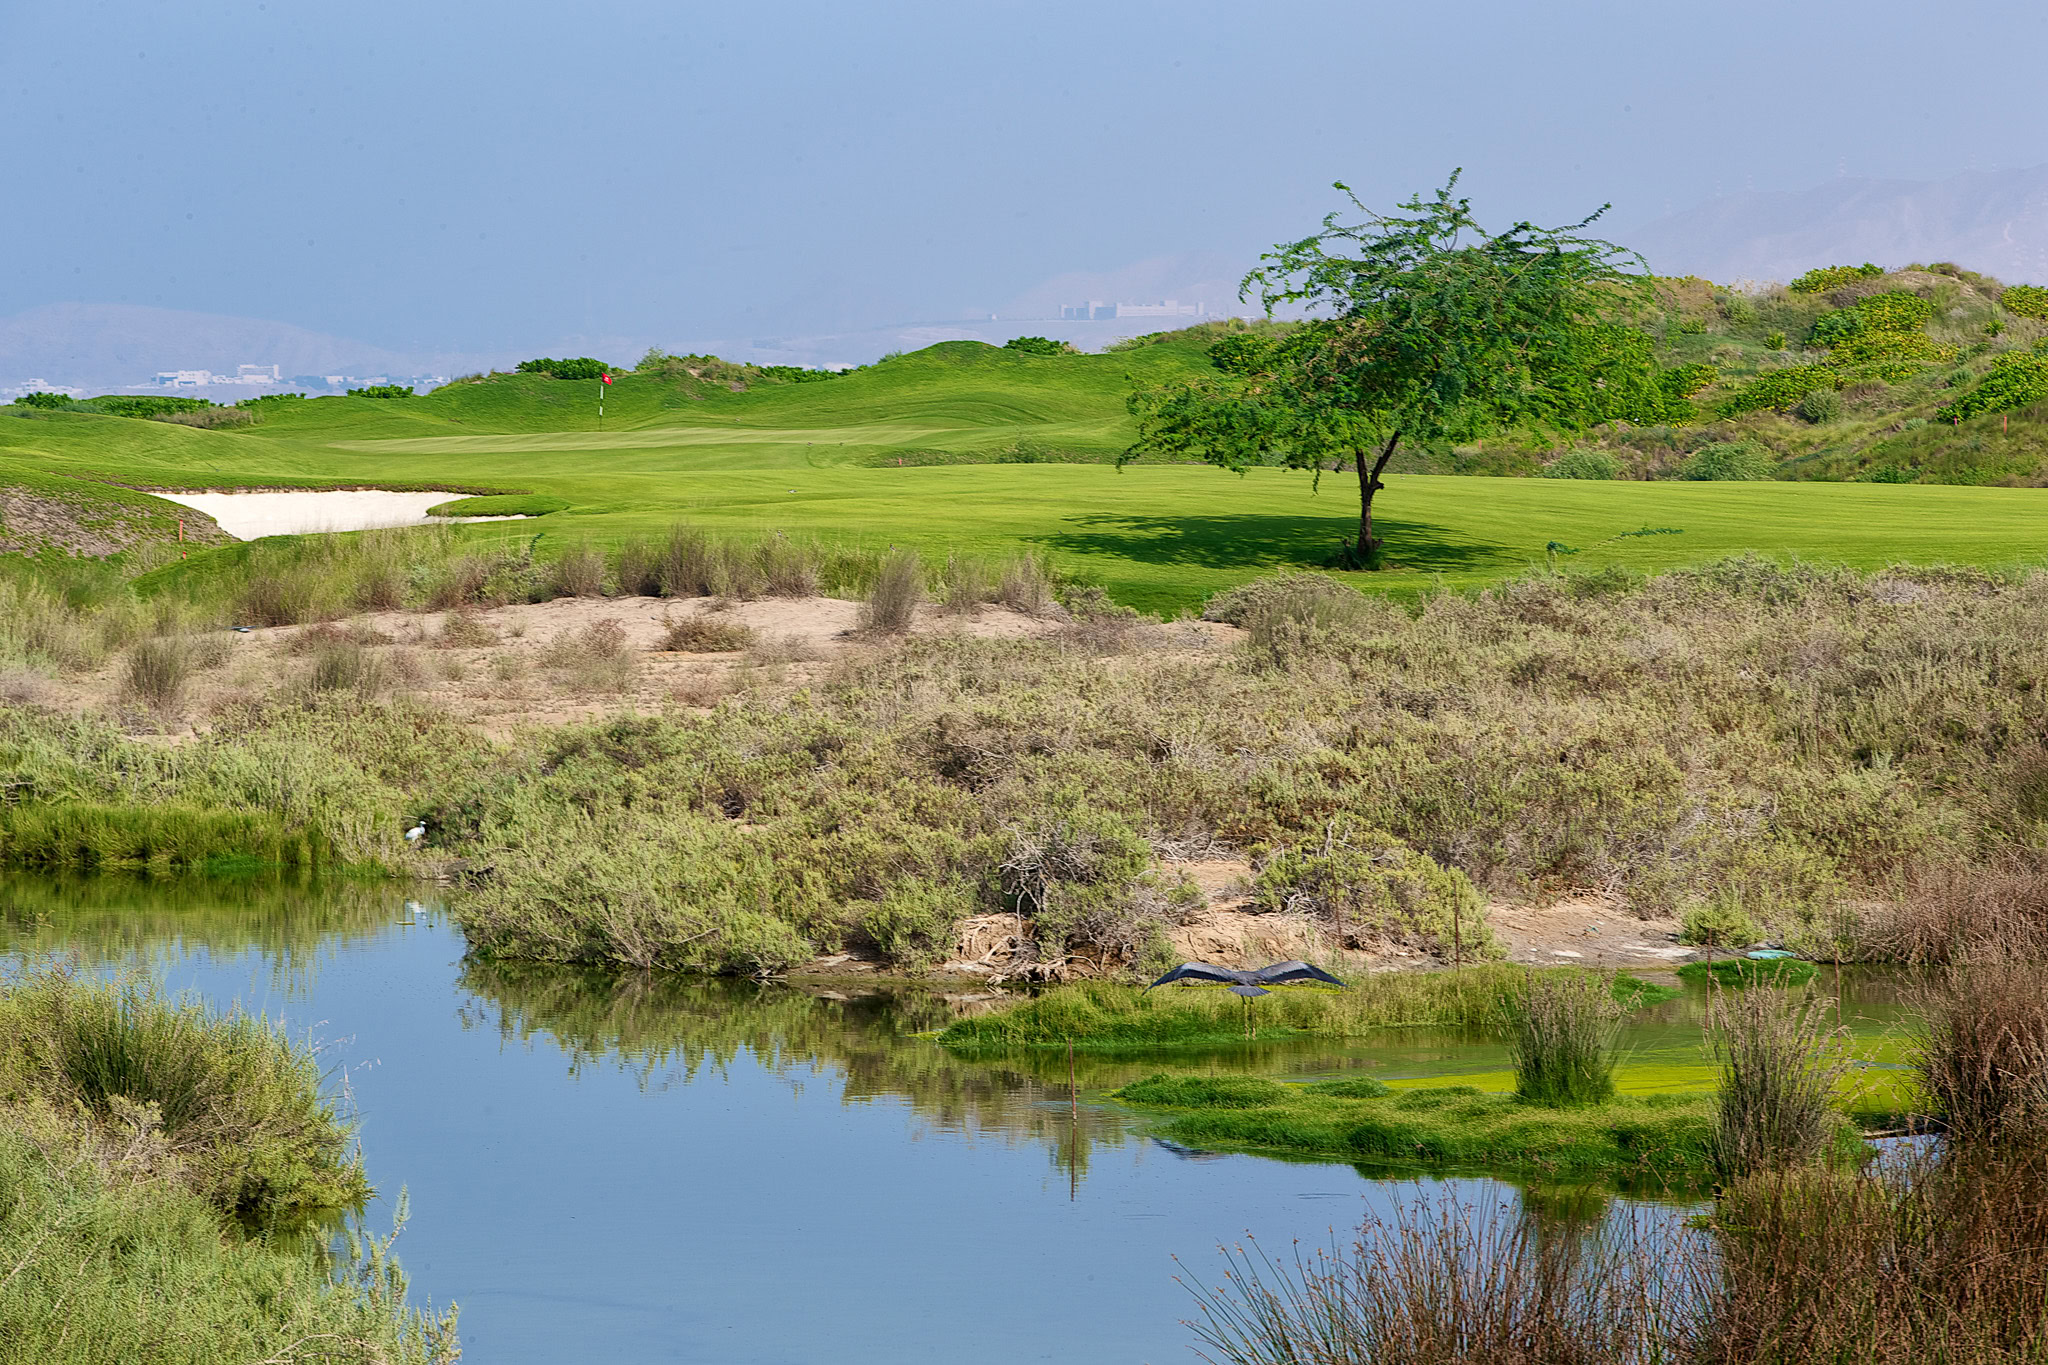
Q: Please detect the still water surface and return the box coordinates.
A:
[0,875,1914,1364]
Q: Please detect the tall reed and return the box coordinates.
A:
[1505,970,1621,1107]
[1709,984,1850,1178]
[1911,962,2048,1147]
[1182,1192,1686,1365]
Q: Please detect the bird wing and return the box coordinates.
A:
[1146,962,1252,991]
[1227,983,1271,998]
[1250,960,1347,988]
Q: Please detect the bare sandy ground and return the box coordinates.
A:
[150,489,531,539]
[21,594,1101,739]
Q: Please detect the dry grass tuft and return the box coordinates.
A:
[435,611,500,649]
[860,549,922,635]
[659,614,756,653]
[1710,985,1850,1178]
[1911,963,2048,1146]
[121,637,190,714]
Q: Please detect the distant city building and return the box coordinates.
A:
[235,364,282,383]
[154,369,214,388]
[5,378,83,399]
[1059,299,1207,320]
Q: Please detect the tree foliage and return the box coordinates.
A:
[1122,172,1665,565]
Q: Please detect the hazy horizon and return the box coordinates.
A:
[7,0,2047,374]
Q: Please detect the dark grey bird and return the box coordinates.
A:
[1145,960,1347,998]
[1145,960,1347,1039]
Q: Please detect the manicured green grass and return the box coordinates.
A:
[935,970,1679,1051]
[9,338,2048,614]
[427,492,569,517]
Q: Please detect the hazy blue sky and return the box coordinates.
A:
[6,0,2044,354]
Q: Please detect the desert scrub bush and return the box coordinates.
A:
[1249,817,1490,960]
[550,540,608,597]
[1201,570,1369,626]
[1540,447,1623,479]
[1865,852,2048,963]
[1936,350,2048,421]
[658,612,757,652]
[435,609,500,648]
[860,547,923,634]
[122,635,192,714]
[453,810,822,976]
[540,618,639,692]
[1506,970,1622,1108]
[1910,963,2048,1147]
[1709,984,1854,1178]
[2001,283,2048,321]
[305,640,388,698]
[1680,895,1764,948]
[1795,387,1843,423]
[855,877,974,966]
[1679,440,1775,480]
[1789,262,1885,294]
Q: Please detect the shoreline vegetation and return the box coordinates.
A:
[0,968,458,1362]
[2,553,2046,981]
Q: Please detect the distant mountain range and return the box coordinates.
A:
[1627,165,2048,287]
[14,169,2046,392]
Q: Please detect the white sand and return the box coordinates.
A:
[152,490,528,540]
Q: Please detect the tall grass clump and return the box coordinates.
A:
[1710,985,1852,1178]
[551,540,608,597]
[1871,851,2048,963]
[305,640,389,697]
[1183,1193,1684,1365]
[1696,1150,2048,1363]
[122,635,191,713]
[861,548,922,634]
[0,802,328,871]
[0,968,367,1227]
[1505,970,1621,1108]
[996,551,1057,616]
[756,531,822,597]
[1911,963,2048,1146]
[942,553,992,614]
[0,969,460,1362]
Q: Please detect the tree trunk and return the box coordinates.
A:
[1353,432,1401,564]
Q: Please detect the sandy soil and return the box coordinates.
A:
[33,594,1115,739]
[150,489,531,539]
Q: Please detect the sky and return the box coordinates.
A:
[5,0,2047,359]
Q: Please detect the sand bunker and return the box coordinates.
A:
[152,489,528,540]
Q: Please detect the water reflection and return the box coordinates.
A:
[0,872,1814,1365]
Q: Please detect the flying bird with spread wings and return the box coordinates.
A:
[1145,960,1348,997]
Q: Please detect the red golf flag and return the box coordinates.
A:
[600,372,613,384]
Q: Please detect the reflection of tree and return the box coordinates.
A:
[0,872,406,991]
[455,961,1169,1186]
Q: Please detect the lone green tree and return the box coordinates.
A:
[1123,173,1667,566]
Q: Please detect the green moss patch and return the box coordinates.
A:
[1676,957,1820,988]
[936,969,1676,1052]
[1114,1070,1725,1178]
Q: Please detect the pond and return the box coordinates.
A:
[152,489,530,538]
[0,874,1918,1364]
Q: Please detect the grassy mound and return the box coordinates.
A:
[935,970,1677,1051]
[1677,957,1821,988]
[1113,1071,1747,1178]
[426,492,568,517]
